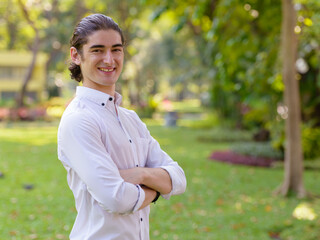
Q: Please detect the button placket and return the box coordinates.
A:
[115,107,139,168]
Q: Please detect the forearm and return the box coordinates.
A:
[139,186,157,210]
[141,168,172,195]
[119,167,172,195]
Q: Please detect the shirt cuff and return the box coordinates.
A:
[160,165,186,200]
[159,166,174,200]
[132,184,145,212]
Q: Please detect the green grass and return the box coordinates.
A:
[0,122,319,240]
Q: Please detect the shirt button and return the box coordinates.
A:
[101,103,105,106]
[129,139,132,143]
[140,218,143,222]
[136,165,138,167]
[109,97,113,101]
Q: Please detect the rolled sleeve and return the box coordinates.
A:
[160,165,187,200]
[132,184,146,212]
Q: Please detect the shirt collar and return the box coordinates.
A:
[76,86,122,107]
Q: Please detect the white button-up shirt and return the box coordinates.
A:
[57,86,186,240]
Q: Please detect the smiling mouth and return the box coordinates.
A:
[98,67,115,73]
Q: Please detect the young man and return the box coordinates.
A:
[57,14,186,240]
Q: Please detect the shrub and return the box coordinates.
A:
[302,126,320,159]
[242,101,271,129]
[231,142,284,160]
[184,112,219,129]
[197,127,252,142]
[268,120,320,160]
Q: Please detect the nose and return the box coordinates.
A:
[103,49,114,65]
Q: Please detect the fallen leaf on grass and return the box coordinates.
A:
[10,210,19,220]
[171,202,185,214]
[268,231,282,240]
[265,205,272,212]
[9,230,18,236]
[196,226,212,233]
[216,198,224,206]
[232,223,246,230]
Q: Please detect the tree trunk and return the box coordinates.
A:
[16,33,40,107]
[274,0,307,198]
[16,0,40,108]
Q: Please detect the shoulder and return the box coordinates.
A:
[59,100,100,132]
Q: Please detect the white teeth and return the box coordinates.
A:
[99,68,113,72]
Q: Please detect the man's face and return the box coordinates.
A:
[71,29,124,95]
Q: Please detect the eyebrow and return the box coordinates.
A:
[89,44,123,49]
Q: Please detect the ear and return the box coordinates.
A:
[70,47,81,65]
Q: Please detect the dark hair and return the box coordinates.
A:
[68,14,125,82]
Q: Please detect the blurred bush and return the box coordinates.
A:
[231,142,284,160]
[134,96,160,119]
[197,127,252,142]
[0,97,68,122]
[44,97,68,119]
[182,112,219,129]
[269,120,320,160]
[242,102,270,129]
[302,126,320,159]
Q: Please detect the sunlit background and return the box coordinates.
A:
[0,0,320,239]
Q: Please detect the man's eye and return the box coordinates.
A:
[113,48,122,52]
[92,49,102,53]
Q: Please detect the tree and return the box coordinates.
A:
[147,0,283,127]
[15,0,40,107]
[274,0,307,198]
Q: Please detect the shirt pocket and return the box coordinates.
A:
[134,137,149,167]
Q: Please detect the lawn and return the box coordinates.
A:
[0,121,319,240]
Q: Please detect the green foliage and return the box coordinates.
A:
[296,1,320,126]
[242,100,273,129]
[1,0,319,132]
[0,99,15,108]
[196,127,252,142]
[209,0,282,123]
[269,120,320,160]
[231,142,284,160]
[302,126,320,159]
[268,119,285,154]
[133,95,160,118]
[168,99,205,114]
[147,0,320,134]
[0,0,320,127]
[181,112,219,129]
[0,123,320,239]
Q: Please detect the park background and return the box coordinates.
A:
[0,0,320,239]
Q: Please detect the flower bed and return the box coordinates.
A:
[0,107,47,121]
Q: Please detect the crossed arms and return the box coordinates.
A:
[59,111,186,214]
[120,167,172,209]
